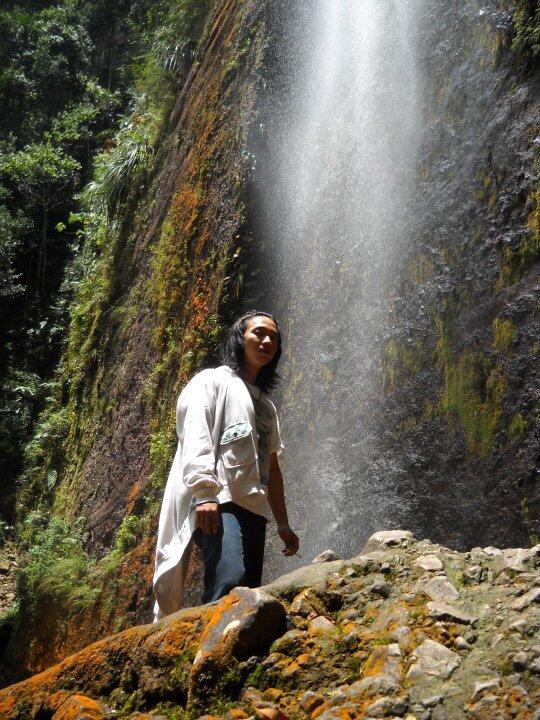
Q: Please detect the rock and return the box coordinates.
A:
[364,695,408,718]
[289,589,324,618]
[298,691,324,712]
[52,694,109,720]
[414,555,443,572]
[0,561,10,574]
[262,561,346,598]
[454,636,469,650]
[307,616,338,636]
[420,695,443,708]
[512,587,540,611]
[426,601,477,624]
[464,565,485,583]
[269,629,303,655]
[190,588,286,702]
[312,550,340,564]
[483,546,502,557]
[362,530,414,553]
[368,579,392,598]
[492,548,536,576]
[252,703,287,720]
[407,639,461,679]
[530,657,540,674]
[512,651,529,670]
[416,575,459,601]
[470,679,500,702]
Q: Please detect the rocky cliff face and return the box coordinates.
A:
[1,531,539,720]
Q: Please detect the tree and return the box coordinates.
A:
[1,144,80,293]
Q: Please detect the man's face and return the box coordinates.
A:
[243,316,279,372]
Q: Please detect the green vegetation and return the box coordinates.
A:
[492,317,518,354]
[17,516,98,619]
[382,338,424,393]
[508,412,527,439]
[434,315,507,457]
[511,0,540,71]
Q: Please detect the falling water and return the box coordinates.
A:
[251,0,423,573]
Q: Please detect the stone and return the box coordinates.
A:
[530,657,540,674]
[414,555,443,572]
[298,691,324,712]
[493,548,536,576]
[362,530,414,553]
[426,601,477,624]
[312,550,340,564]
[416,576,459,601]
[464,566,485,583]
[364,695,408,718]
[483,547,502,556]
[0,561,10,574]
[289,589,324,618]
[262,561,346,598]
[369,579,391,598]
[307,616,338,636]
[406,639,461,679]
[454,636,469,650]
[52,694,109,720]
[512,651,529,670]
[421,695,443,708]
[512,587,540,611]
[471,679,501,702]
[190,588,286,701]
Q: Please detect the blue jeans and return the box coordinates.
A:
[193,502,267,603]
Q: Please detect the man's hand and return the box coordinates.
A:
[278,524,299,556]
[196,502,220,534]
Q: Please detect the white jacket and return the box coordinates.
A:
[152,365,278,620]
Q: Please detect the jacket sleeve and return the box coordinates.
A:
[176,371,223,504]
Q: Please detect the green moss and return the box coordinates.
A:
[382,338,423,393]
[508,412,527,439]
[439,352,506,456]
[497,182,540,289]
[245,663,266,690]
[433,315,507,456]
[493,317,518,353]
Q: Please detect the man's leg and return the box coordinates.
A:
[193,503,266,603]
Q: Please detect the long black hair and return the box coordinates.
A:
[219,310,282,393]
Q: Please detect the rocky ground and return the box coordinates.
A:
[0,530,538,720]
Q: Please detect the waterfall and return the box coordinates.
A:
[252,0,423,571]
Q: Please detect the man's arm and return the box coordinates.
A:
[267,452,299,556]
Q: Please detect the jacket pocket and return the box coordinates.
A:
[220,422,256,468]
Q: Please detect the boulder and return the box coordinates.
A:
[413,555,443,572]
[426,601,477,624]
[189,588,286,703]
[362,531,415,553]
[312,550,341,564]
[407,639,460,679]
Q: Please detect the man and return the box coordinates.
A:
[153,311,299,620]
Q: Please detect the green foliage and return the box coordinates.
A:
[114,514,146,554]
[508,412,527,439]
[511,0,540,71]
[87,114,154,219]
[18,517,97,617]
